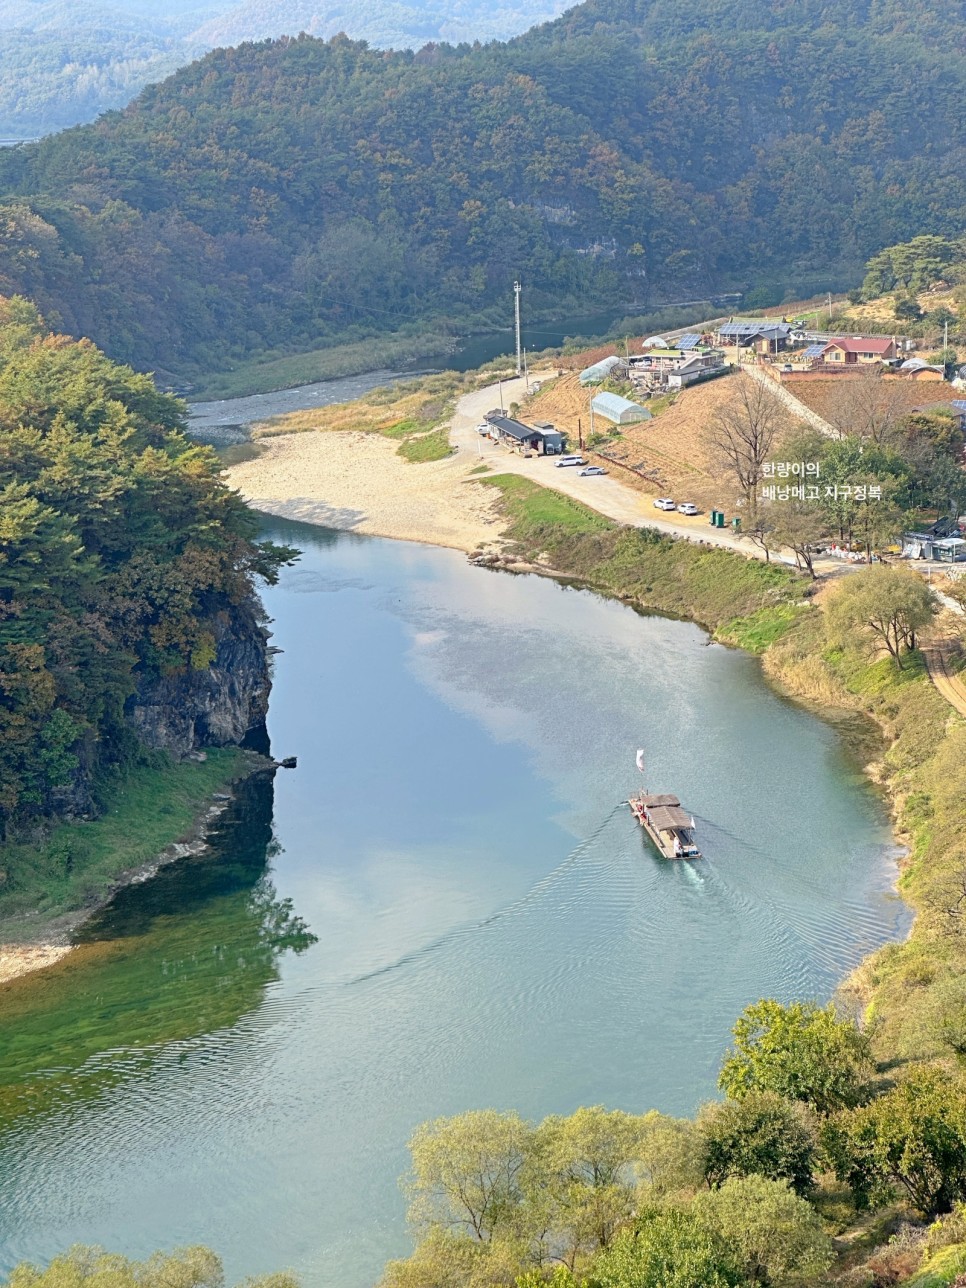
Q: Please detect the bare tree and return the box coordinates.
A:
[703,378,790,519]
[771,501,828,578]
[822,368,910,445]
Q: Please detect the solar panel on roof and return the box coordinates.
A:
[952,401,966,412]
[678,333,701,349]
[802,344,825,359]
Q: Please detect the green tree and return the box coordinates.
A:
[405,1110,531,1242]
[593,1209,743,1288]
[719,1000,873,1114]
[826,566,935,668]
[698,1092,818,1195]
[691,1176,833,1286]
[4,1247,297,1288]
[823,1070,966,1217]
[527,1107,645,1265]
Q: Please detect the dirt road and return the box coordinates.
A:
[451,377,779,561]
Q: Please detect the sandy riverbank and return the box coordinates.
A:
[0,944,72,985]
[226,429,508,553]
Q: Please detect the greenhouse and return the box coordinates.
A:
[578,355,622,385]
[590,392,651,425]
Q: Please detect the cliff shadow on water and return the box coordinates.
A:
[0,772,316,1122]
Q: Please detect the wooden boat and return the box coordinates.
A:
[629,792,701,859]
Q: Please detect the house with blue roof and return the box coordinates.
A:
[714,320,792,353]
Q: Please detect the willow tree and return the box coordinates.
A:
[826,566,935,668]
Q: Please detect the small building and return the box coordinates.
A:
[715,321,792,353]
[591,392,651,425]
[483,413,565,454]
[899,358,945,380]
[531,420,566,454]
[822,337,898,364]
[628,344,725,390]
[579,355,622,385]
[935,537,966,563]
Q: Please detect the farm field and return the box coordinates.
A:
[522,370,741,513]
[782,374,962,424]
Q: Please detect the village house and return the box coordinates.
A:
[714,321,792,353]
[821,336,897,364]
[627,335,726,390]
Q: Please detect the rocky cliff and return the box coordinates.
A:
[126,597,272,758]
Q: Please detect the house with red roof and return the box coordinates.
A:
[821,336,898,365]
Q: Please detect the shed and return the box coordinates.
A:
[591,392,651,425]
[935,537,966,563]
[579,355,622,385]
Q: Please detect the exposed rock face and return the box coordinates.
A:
[126,598,271,758]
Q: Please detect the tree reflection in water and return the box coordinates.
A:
[0,771,316,1123]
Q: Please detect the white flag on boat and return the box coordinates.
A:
[636,748,646,773]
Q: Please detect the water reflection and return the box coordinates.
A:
[0,774,315,1118]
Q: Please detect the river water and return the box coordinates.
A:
[0,520,908,1287]
[186,311,624,445]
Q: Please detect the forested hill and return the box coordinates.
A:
[2,0,966,379]
[0,295,292,839]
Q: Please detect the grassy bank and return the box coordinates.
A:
[483,473,810,633]
[765,610,966,1070]
[0,749,249,938]
[189,331,459,401]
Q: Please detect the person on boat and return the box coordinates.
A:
[673,837,682,858]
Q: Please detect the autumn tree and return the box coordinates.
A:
[698,1092,818,1195]
[592,1209,742,1288]
[826,567,935,668]
[5,1247,296,1288]
[769,500,827,577]
[823,1070,966,1217]
[405,1110,531,1243]
[703,379,790,519]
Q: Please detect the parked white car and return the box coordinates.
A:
[653,497,676,511]
[677,502,699,516]
[556,455,586,467]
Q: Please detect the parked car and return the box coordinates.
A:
[653,497,676,511]
[579,466,607,476]
[476,423,489,433]
[556,455,586,467]
[677,502,699,516]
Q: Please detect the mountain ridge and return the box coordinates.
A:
[2,0,965,378]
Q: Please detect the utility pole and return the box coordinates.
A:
[588,392,595,443]
[578,416,583,451]
[523,346,529,391]
[499,377,505,414]
[514,280,522,376]
[827,291,833,323]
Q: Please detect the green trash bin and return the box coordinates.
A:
[715,512,725,529]
[710,508,719,525]
[732,516,741,531]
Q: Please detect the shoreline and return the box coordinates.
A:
[0,751,277,987]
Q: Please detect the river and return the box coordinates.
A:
[186,311,625,445]
[0,520,908,1288]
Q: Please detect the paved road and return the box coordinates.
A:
[450,376,773,560]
